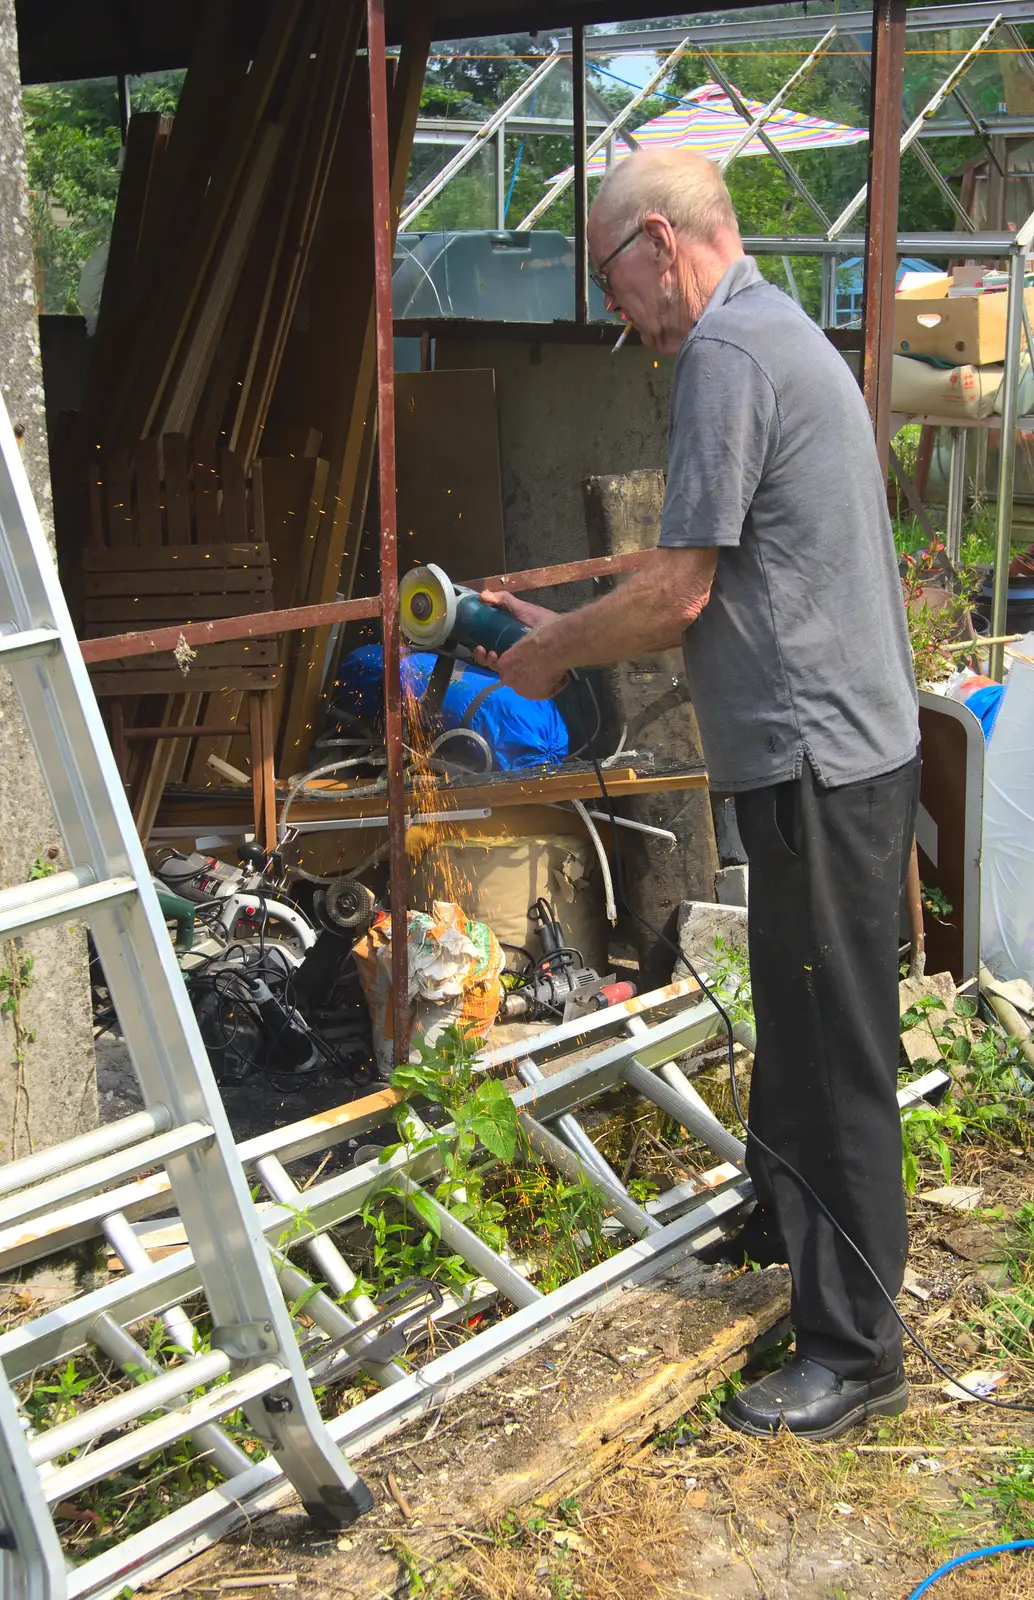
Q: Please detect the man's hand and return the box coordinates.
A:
[472,589,556,674]
[472,590,568,699]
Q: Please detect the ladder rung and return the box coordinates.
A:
[0,626,60,662]
[0,871,136,940]
[0,1121,214,1231]
[0,1108,174,1199]
[42,1360,290,1504]
[29,1348,231,1466]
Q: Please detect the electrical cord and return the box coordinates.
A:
[907,1542,1034,1597]
[590,759,1034,1416]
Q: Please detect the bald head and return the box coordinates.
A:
[587,149,744,355]
[594,149,740,248]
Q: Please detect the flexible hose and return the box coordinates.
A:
[569,798,617,925]
[278,757,385,843]
[907,1541,1034,1598]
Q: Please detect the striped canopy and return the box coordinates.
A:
[548,82,867,182]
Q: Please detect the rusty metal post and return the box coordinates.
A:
[572,25,589,325]
[367,0,409,1066]
[860,0,907,475]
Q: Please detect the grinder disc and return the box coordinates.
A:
[399,563,456,649]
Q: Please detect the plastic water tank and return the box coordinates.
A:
[981,633,1034,983]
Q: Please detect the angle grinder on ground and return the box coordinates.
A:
[398,563,598,756]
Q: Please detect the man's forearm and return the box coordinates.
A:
[530,549,715,673]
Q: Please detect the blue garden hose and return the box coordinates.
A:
[908,1540,1034,1597]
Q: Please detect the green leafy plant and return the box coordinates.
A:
[900,544,983,687]
[706,933,753,1027]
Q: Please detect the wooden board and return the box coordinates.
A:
[157,766,708,828]
[141,1262,790,1600]
[84,544,265,571]
[393,369,506,583]
[93,667,278,696]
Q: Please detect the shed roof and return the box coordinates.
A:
[16,1,788,85]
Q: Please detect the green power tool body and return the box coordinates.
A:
[398,563,596,755]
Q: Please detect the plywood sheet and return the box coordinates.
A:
[394,368,505,583]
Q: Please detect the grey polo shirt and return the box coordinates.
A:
[659,255,919,793]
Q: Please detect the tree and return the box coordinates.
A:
[24,72,183,314]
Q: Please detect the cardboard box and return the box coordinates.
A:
[895,288,1034,366]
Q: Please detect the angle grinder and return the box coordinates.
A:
[398,563,598,752]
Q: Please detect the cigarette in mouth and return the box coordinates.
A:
[612,323,631,355]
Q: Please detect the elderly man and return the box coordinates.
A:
[478,150,920,1441]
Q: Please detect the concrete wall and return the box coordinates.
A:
[434,335,672,609]
[0,0,96,1161]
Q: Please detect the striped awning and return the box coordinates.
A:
[548,82,868,182]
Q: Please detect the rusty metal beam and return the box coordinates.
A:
[860,0,907,473]
[572,24,589,326]
[368,0,409,1067]
[78,553,650,665]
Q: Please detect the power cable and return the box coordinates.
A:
[591,759,1034,1416]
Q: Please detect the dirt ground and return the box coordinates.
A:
[146,1142,1034,1600]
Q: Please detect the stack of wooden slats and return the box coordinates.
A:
[55,0,430,836]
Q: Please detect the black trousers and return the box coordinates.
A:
[734,754,920,1379]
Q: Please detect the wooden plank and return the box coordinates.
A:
[132,694,195,840]
[156,766,709,827]
[219,448,249,543]
[230,2,364,465]
[84,592,274,624]
[250,689,278,852]
[191,441,222,546]
[94,668,278,697]
[78,114,172,435]
[221,456,328,774]
[157,123,283,440]
[85,569,269,598]
[84,543,264,572]
[276,24,430,772]
[163,434,193,545]
[104,453,134,548]
[393,369,505,583]
[133,437,164,547]
[109,0,307,453]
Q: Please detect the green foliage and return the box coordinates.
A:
[23,73,184,313]
[975,1449,1034,1541]
[705,933,753,1027]
[921,884,954,925]
[494,1163,616,1294]
[899,996,1033,1192]
[900,544,983,686]
[0,953,34,1018]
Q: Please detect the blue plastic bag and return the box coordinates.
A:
[335,646,569,771]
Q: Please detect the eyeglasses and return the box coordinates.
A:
[589,225,644,295]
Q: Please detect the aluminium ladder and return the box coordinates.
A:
[0,398,373,1599]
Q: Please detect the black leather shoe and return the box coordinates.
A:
[695,1208,788,1269]
[720,1355,908,1441]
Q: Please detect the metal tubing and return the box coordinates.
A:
[572,25,589,325]
[516,1060,616,1184]
[273,1258,407,1386]
[571,3,1034,52]
[518,1111,659,1237]
[394,1176,543,1309]
[89,1313,251,1480]
[0,1109,172,1198]
[0,1122,212,1231]
[946,428,967,564]
[42,1362,287,1506]
[860,0,907,474]
[29,1348,231,1466]
[476,976,702,1073]
[495,125,506,229]
[368,0,409,1065]
[102,1212,204,1358]
[718,27,838,172]
[830,14,1003,240]
[401,48,560,229]
[991,246,1027,680]
[517,36,694,230]
[700,50,829,228]
[622,1058,746,1169]
[255,1155,407,1386]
